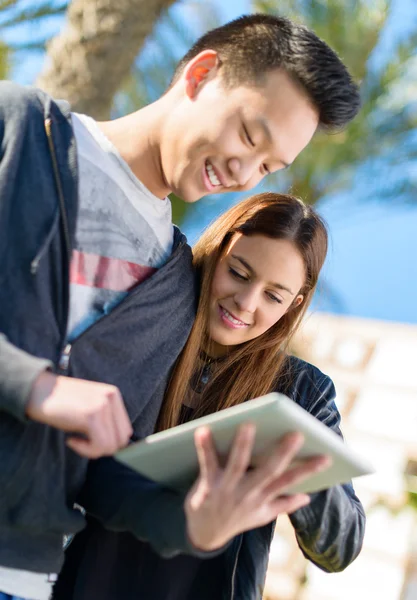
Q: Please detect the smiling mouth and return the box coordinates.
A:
[205,160,221,187]
[219,305,250,328]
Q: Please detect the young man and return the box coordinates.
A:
[0,14,361,600]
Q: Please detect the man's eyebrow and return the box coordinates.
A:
[258,117,292,169]
[231,255,294,295]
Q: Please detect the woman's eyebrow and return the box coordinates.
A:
[231,254,294,295]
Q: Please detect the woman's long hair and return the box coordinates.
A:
[157,192,328,431]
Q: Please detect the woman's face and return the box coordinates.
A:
[208,233,305,356]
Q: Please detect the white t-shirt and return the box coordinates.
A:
[0,565,56,600]
[67,112,174,341]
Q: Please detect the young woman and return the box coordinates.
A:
[54,192,365,600]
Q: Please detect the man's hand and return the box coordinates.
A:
[185,425,330,551]
[26,370,133,458]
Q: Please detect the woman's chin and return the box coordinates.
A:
[209,328,247,351]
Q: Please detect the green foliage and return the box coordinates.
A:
[170,193,191,226]
[0,0,68,81]
[408,491,417,512]
[0,0,67,51]
[2,0,415,221]
[0,38,10,78]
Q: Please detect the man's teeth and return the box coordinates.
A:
[206,162,221,186]
[222,307,247,326]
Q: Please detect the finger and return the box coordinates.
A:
[66,437,102,459]
[244,493,311,530]
[194,427,219,486]
[246,431,305,491]
[110,389,133,448]
[222,422,256,488]
[86,403,116,456]
[271,493,311,516]
[263,455,331,501]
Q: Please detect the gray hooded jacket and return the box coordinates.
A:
[0,81,200,573]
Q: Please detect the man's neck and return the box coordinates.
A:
[97,101,170,200]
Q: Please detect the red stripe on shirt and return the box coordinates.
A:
[70,250,156,292]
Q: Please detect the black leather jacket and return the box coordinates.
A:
[199,356,365,599]
[54,356,365,600]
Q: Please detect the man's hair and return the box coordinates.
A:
[171,13,360,131]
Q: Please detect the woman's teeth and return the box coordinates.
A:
[206,161,221,186]
[222,307,247,327]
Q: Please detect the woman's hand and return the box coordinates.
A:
[185,425,330,551]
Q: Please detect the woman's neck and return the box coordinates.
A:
[203,340,231,359]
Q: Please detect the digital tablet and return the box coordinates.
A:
[116,392,374,494]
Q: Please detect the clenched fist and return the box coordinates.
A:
[26,371,133,458]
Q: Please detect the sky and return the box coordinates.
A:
[2,0,416,325]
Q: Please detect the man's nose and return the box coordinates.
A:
[227,157,258,188]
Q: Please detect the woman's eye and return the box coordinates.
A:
[266,292,282,304]
[229,267,248,281]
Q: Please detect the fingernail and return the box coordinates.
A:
[195,426,210,438]
[318,456,332,469]
[244,422,255,435]
[291,432,304,448]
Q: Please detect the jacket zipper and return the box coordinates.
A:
[44,116,73,360]
[44,117,72,261]
[58,343,72,373]
[229,535,243,600]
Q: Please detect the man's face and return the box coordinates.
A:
[161,61,319,203]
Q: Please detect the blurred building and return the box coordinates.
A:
[264,313,417,600]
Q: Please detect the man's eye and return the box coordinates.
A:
[243,124,255,147]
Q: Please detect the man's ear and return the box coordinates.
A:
[184,50,220,99]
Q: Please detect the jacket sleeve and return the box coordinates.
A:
[0,333,53,421]
[0,84,54,421]
[77,455,224,560]
[288,374,366,572]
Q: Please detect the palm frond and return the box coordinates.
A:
[0,1,67,29]
[252,0,417,206]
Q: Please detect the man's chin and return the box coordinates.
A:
[176,189,206,203]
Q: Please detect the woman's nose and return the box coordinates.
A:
[234,288,258,313]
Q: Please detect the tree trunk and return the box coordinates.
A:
[36,0,177,119]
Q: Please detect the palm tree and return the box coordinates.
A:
[251,0,417,205]
[34,0,186,119]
